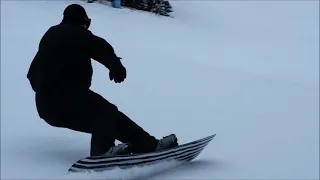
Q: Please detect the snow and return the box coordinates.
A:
[1,0,319,179]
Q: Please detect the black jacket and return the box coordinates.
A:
[27,23,123,92]
[27,23,124,122]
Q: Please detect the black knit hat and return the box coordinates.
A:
[62,4,91,27]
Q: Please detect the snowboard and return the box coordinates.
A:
[68,134,216,173]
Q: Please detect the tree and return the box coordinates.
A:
[107,0,173,16]
[149,0,173,16]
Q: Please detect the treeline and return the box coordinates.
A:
[88,0,173,16]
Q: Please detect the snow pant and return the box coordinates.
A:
[35,88,158,156]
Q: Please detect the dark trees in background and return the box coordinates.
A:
[87,0,173,16]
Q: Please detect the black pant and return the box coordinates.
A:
[36,89,158,156]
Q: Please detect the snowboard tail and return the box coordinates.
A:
[68,134,216,173]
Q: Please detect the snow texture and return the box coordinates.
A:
[1,0,319,179]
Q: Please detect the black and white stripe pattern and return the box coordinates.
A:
[68,134,216,173]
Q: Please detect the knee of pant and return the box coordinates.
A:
[42,117,64,128]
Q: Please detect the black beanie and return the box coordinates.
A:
[62,4,89,25]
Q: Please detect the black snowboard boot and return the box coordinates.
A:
[95,143,133,157]
[154,134,178,152]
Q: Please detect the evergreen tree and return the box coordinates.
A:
[92,0,173,16]
[149,0,172,16]
[138,0,150,11]
[122,0,141,9]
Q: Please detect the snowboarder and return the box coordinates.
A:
[27,4,178,157]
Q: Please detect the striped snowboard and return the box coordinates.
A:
[68,134,216,173]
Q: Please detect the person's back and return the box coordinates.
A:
[27,4,126,124]
[28,24,93,92]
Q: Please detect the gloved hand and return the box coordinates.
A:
[109,63,126,83]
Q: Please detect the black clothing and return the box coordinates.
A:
[27,24,125,93]
[62,4,91,28]
[35,88,157,156]
[27,4,157,156]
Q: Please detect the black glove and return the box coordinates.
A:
[109,63,126,83]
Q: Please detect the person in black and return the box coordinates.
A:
[27,4,177,157]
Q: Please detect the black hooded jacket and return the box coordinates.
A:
[27,23,123,92]
[27,17,125,122]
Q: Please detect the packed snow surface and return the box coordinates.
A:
[1,0,319,179]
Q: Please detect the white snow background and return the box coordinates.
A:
[1,0,319,179]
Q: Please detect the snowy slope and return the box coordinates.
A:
[1,0,319,179]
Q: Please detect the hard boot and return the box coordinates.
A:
[93,143,133,157]
[155,134,178,152]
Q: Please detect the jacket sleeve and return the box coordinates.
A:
[87,32,123,72]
